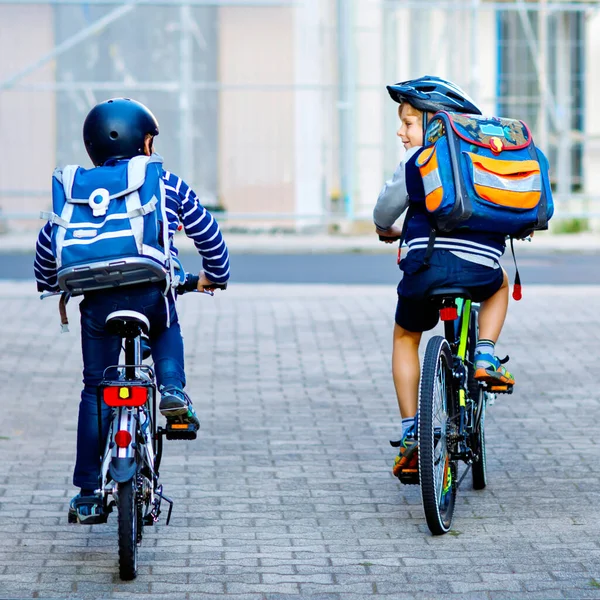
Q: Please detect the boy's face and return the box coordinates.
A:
[397,103,423,149]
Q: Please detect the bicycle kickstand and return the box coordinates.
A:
[155,484,174,525]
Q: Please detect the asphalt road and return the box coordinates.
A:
[4,251,600,286]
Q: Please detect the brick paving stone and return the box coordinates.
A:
[1,282,600,599]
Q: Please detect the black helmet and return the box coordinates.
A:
[83,98,160,166]
[386,75,482,115]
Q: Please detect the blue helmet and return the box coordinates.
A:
[386,76,482,115]
[83,98,159,166]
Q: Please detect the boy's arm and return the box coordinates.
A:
[34,222,60,292]
[164,173,230,284]
[373,146,420,231]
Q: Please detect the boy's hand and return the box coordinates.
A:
[197,271,216,292]
[376,224,403,243]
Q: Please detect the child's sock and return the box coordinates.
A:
[475,339,495,357]
[401,417,415,436]
[475,339,497,369]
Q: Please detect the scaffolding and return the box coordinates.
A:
[1,0,599,230]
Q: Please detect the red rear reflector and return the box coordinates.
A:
[115,430,132,448]
[440,306,458,321]
[103,386,148,407]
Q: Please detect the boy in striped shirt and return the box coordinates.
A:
[34,98,230,522]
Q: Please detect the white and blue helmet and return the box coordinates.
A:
[386,76,482,115]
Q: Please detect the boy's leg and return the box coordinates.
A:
[475,268,514,385]
[478,268,509,342]
[392,324,422,419]
[73,295,121,520]
[151,320,186,391]
[148,295,199,427]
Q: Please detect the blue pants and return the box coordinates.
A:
[395,249,504,333]
[74,283,185,490]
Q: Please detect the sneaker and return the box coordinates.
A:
[391,427,418,479]
[474,353,515,386]
[159,386,200,428]
[68,492,106,525]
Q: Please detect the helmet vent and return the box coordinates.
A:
[446,91,464,102]
[109,131,119,139]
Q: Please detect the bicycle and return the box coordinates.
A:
[49,274,226,580]
[406,286,512,535]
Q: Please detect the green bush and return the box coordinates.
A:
[552,218,590,234]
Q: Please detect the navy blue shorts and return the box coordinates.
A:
[395,250,504,333]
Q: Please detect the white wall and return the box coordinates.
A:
[0,5,56,221]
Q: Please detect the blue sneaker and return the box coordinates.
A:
[390,425,418,481]
[68,492,106,525]
[474,353,515,386]
[159,386,200,428]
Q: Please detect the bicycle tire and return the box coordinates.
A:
[117,478,138,581]
[418,335,457,535]
[467,306,487,490]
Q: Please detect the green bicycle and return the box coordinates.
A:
[416,286,512,535]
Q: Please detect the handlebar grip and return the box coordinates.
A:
[379,234,401,242]
[176,274,228,294]
[176,274,199,295]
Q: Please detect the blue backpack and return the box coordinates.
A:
[415,111,554,238]
[42,154,172,296]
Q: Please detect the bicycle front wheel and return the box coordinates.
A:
[117,478,138,581]
[419,335,458,535]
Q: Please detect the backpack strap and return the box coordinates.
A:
[509,237,522,301]
[126,195,158,218]
[40,211,69,228]
[422,228,437,269]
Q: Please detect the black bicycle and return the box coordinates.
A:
[416,287,512,535]
[62,274,226,579]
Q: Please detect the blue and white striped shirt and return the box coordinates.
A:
[34,169,230,292]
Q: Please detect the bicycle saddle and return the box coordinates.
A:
[427,287,472,300]
[105,310,150,338]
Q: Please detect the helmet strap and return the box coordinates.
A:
[422,111,429,140]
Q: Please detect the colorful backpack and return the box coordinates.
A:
[42,154,172,296]
[415,111,554,238]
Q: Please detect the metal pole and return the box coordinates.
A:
[337,0,355,221]
[470,0,480,105]
[516,0,559,131]
[383,0,397,178]
[538,0,549,152]
[179,3,194,183]
[556,12,572,203]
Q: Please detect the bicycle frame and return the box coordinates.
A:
[95,334,171,525]
[440,297,481,465]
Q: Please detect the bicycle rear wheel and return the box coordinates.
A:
[117,478,139,580]
[467,305,487,490]
[418,336,458,535]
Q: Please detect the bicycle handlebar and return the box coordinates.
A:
[175,273,228,295]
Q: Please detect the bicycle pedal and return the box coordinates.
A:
[489,384,513,394]
[165,421,198,440]
[68,511,109,525]
[397,470,420,485]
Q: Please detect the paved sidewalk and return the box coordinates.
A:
[1,282,600,599]
[1,229,600,254]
